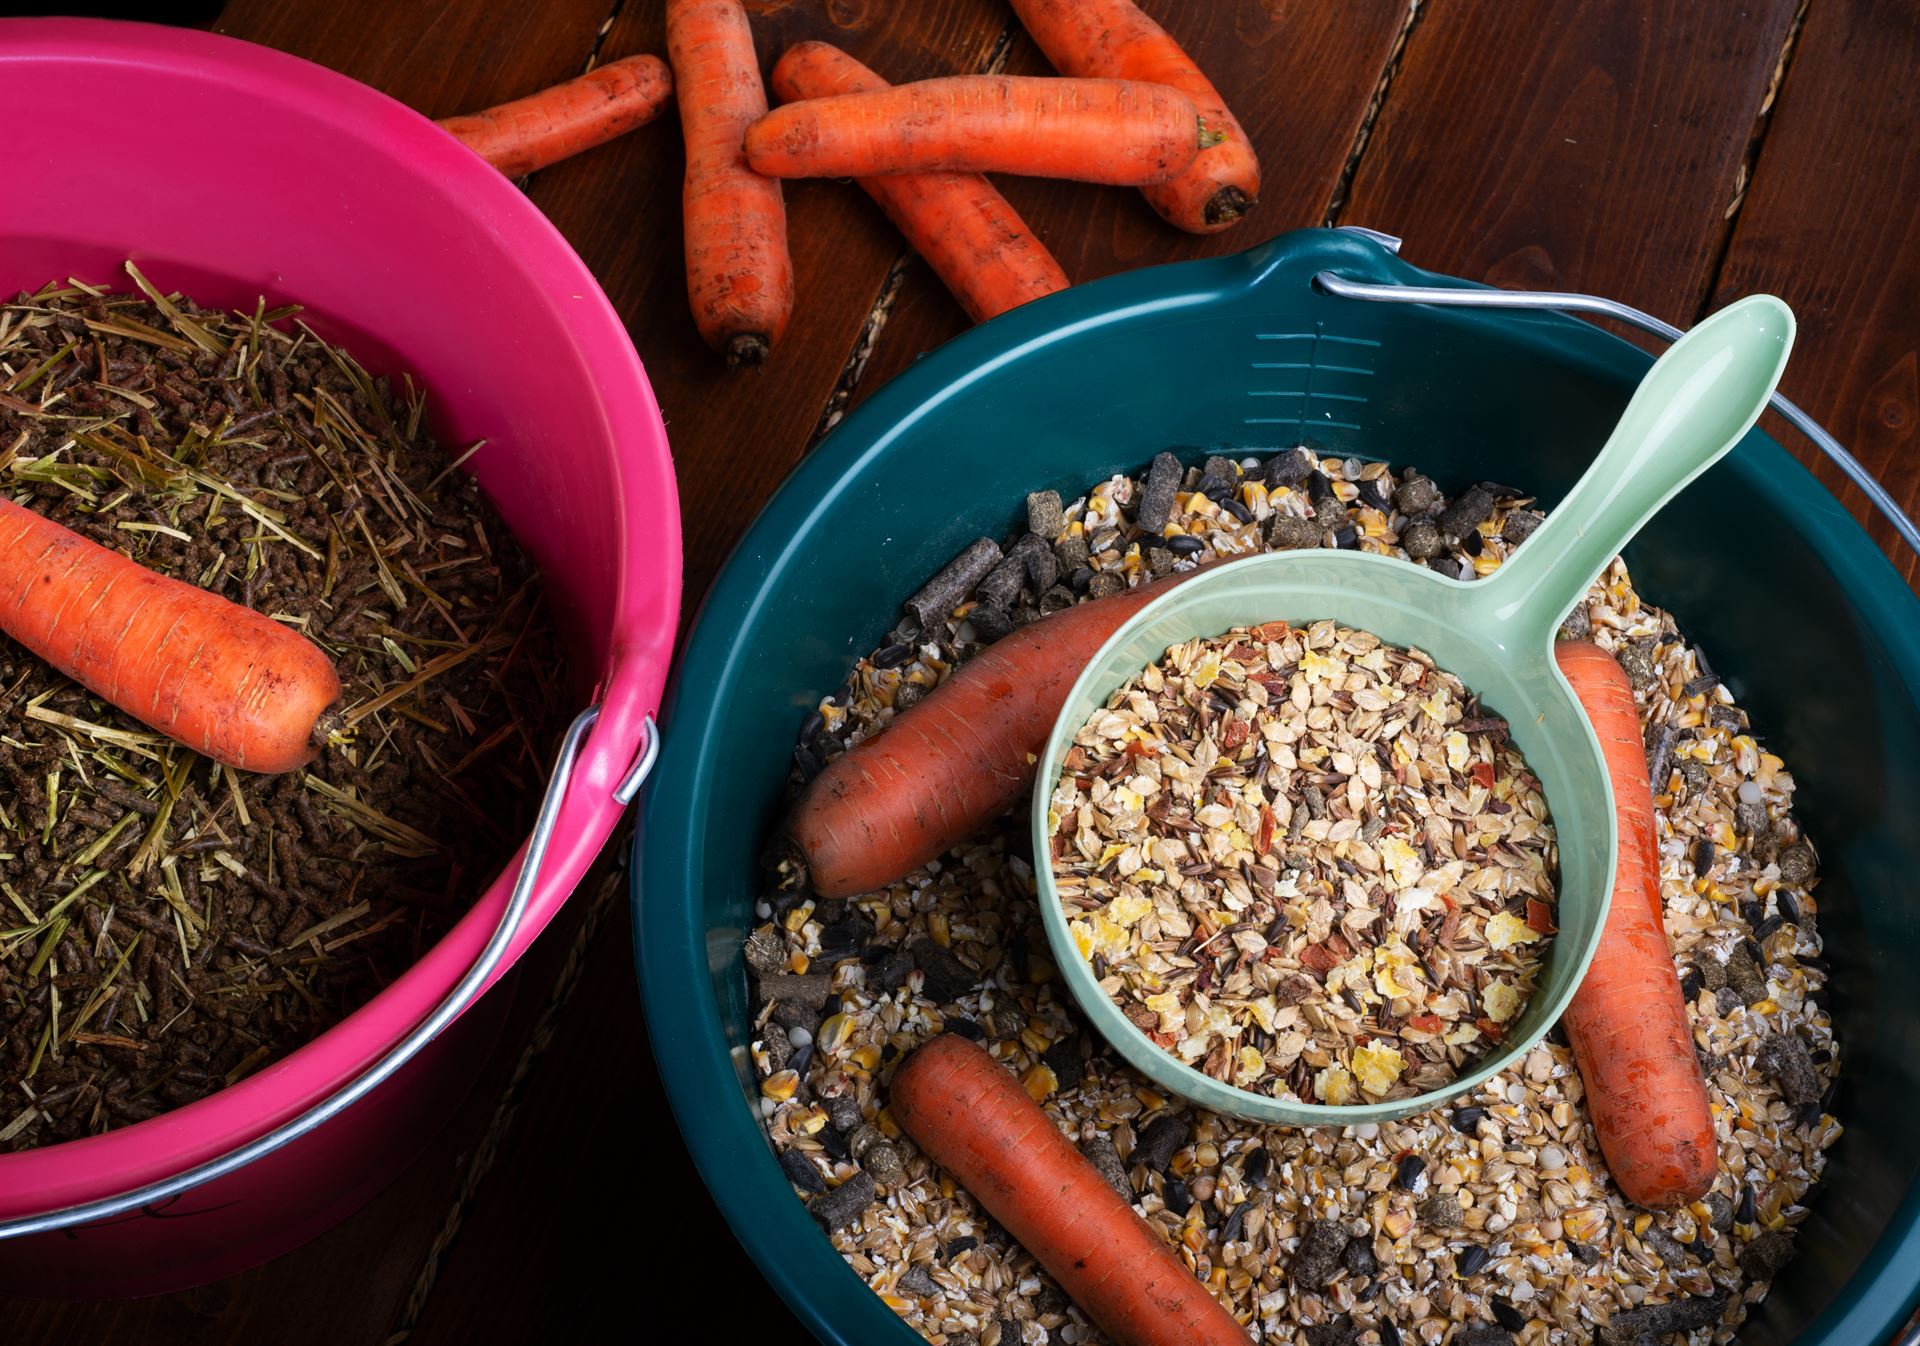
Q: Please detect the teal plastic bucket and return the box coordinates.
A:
[636,229,1920,1346]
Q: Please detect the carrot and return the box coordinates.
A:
[780,567,1202,898]
[437,54,673,178]
[666,0,794,366]
[0,497,341,775]
[744,75,1205,186]
[1007,0,1259,232]
[892,1034,1253,1346]
[1556,640,1717,1209]
[770,43,1069,324]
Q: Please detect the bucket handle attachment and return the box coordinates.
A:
[1314,235,1920,565]
[0,706,659,1241]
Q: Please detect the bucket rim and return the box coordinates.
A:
[634,225,1920,1346]
[0,18,679,1218]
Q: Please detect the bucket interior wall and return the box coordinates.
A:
[662,240,1920,1344]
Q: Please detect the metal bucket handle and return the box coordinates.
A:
[1317,228,1920,563]
[0,705,659,1241]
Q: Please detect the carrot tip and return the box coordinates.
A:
[725,333,772,368]
[1203,186,1253,228]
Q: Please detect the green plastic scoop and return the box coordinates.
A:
[1032,294,1795,1125]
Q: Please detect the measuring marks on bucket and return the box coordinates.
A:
[1247,325,1378,435]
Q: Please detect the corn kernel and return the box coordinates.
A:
[785,951,811,974]
[798,1106,829,1135]
[876,1106,901,1138]
[761,1069,799,1101]
[783,900,815,933]
[819,1013,854,1054]
[928,912,951,948]
[1020,1025,1052,1054]
[1021,1063,1058,1102]
[849,1044,882,1071]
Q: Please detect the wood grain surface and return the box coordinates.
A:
[3,1,1916,1341]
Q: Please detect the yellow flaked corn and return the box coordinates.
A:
[848,1043,882,1072]
[1381,1208,1413,1239]
[1021,1063,1058,1102]
[785,951,810,974]
[928,911,951,947]
[783,900,815,933]
[818,1013,854,1054]
[761,1069,799,1102]
[876,1106,902,1138]
[798,1106,829,1135]
[1019,1024,1052,1055]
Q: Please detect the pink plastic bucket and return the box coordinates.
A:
[0,18,680,1294]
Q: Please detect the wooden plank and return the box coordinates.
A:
[847,0,1416,422]
[400,897,799,1343]
[1339,0,1800,323]
[522,0,1012,603]
[1711,1,1920,583]
[212,0,614,119]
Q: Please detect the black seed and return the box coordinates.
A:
[1334,523,1360,549]
[946,1017,984,1041]
[818,1125,849,1160]
[1394,1154,1427,1191]
[1491,1301,1526,1332]
[1221,1201,1252,1243]
[1735,1184,1757,1225]
[1342,1237,1377,1277]
[943,1235,978,1260]
[781,1149,827,1193]
[794,743,826,781]
[788,1043,814,1075]
[1379,1321,1402,1346]
[1307,470,1337,506]
[1456,1244,1491,1277]
[1356,477,1391,511]
[1776,888,1801,925]
[1811,1047,1832,1064]
[800,708,826,742]
[1450,1107,1487,1134]
[1679,967,1704,1002]
[1225,499,1254,524]
[1693,838,1714,874]
[1755,914,1784,944]
[1167,533,1205,556]
[1461,529,1483,557]
[1163,1178,1192,1216]
[821,993,842,1017]
[1243,1145,1271,1186]
[873,643,911,670]
[1044,1035,1086,1090]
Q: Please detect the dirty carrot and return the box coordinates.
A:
[0,496,342,774]
[780,567,1203,898]
[667,0,794,365]
[770,43,1068,324]
[744,75,1205,186]
[438,53,673,178]
[1556,640,1717,1209]
[1008,0,1259,232]
[892,1034,1253,1346]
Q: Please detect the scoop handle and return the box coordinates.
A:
[1466,294,1795,647]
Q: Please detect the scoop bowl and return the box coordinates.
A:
[1033,294,1795,1123]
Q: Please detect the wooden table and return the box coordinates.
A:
[7,1,1917,1340]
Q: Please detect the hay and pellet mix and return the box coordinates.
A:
[748,447,1838,1346]
[0,271,566,1151]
